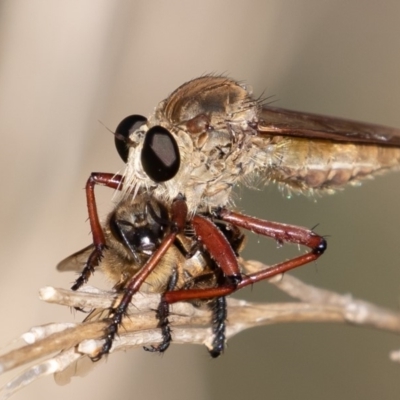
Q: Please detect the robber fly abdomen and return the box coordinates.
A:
[253,136,400,192]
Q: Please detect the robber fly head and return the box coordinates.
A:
[114,76,260,213]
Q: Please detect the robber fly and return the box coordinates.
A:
[120,75,400,213]
[59,75,400,360]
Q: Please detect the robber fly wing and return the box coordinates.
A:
[257,105,400,146]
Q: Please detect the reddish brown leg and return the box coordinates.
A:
[164,208,326,303]
[160,208,325,356]
[164,215,242,304]
[219,208,327,289]
[71,173,189,358]
[92,195,188,360]
[72,173,123,290]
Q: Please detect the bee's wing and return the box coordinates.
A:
[53,305,121,385]
[258,106,400,146]
[56,244,94,272]
[53,270,110,385]
[54,354,104,385]
[83,307,110,322]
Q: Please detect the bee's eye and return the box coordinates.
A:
[141,126,180,182]
[115,115,147,162]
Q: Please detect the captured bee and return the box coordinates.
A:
[60,75,400,360]
[58,193,245,357]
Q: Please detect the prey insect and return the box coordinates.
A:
[58,75,400,360]
[58,192,247,356]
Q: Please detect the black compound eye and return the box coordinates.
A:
[141,126,180,182]
[115,115,147,162]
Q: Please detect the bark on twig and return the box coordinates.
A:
[1,260,400,399]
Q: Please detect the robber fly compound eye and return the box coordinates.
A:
[141,125,180,183]
[115,115,147,162]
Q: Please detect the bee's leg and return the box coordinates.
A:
[143,268,179,353]
[72,173,123,291]
[208,296,227,358]
[92,195,188,362]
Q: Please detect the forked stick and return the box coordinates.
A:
[1,259,400,399]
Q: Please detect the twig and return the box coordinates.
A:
[0,259,400,399]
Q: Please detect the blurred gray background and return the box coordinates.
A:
[1,1,400,399]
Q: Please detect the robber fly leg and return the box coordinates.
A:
[162,214,241,355]
[92,196,188,361]
[143,268,179,353]
[208,296,228,358]
[71,249,102,291]
[164,209,326,355]
[215,208,327,287]
[72,173,123,291]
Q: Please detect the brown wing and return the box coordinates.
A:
[258,106,400,147]
[56,244,94,272]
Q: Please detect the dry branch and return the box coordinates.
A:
[0,259,400,399]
